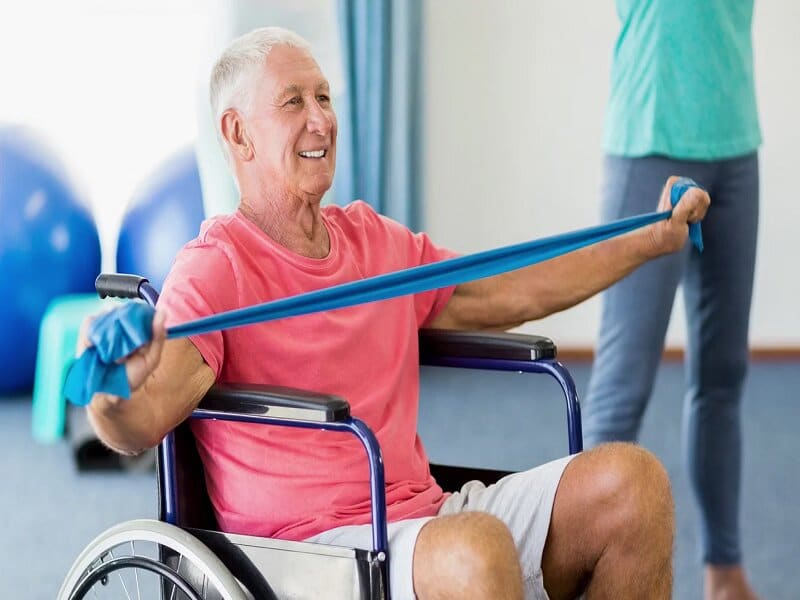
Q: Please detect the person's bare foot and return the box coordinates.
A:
[705,564,760,600]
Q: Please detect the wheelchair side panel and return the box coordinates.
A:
[190,528,385,600]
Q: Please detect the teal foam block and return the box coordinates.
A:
[31,294,112,443]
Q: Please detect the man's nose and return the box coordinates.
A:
[306,100,333,135]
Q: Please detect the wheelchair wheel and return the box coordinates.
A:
[58,519,249,600]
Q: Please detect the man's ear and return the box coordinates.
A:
[220,109,254,161]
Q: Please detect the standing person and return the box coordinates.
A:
[584,2,761,599]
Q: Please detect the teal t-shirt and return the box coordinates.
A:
[604,0,761,159]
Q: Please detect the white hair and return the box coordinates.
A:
[209,26,312,140]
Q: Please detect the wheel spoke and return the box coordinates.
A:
[117,568,133,600]
[105,548,133,600]
[169,553,183,600]
[131,541,141,600]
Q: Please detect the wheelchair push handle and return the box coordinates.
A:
[95,273,160,306]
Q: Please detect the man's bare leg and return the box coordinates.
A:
[413,511,524,600]
[541,442,675,599]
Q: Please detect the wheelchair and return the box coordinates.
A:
[59,273,583,600]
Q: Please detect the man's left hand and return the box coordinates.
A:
[648,175,710,255]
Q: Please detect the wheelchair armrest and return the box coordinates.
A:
[197,383,350,423]
[418,328,557,363]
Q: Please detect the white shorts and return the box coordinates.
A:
[305,454,576,600]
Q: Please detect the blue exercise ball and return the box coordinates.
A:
[0,127,102,394]
[116,147,205,291]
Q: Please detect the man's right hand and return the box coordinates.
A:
[77,310,168,407]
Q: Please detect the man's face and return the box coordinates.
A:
[244,45,337,200]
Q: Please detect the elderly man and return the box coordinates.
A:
[86,27,709,600]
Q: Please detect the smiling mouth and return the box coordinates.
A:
[298,149,327,158]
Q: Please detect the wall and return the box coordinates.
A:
[2,1,796,347]
[422,1,800,348]
[0,0,343,274]
[0,1,207,273]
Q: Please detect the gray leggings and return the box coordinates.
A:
[583,153,759,565]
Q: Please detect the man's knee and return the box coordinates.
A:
[551,443,673,547]
[413,512,524,599]
[584,442,674,537]
[542,445,674,598]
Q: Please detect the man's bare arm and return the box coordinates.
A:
[431,177,709,331]
[84,313,215,454]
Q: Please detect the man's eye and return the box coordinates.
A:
[317,94,331,104]
[287,97,302,106]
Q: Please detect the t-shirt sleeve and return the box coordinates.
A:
[357,203,458,327]
[157,243,237,378]
[408,230,459,327]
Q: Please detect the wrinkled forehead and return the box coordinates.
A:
[259,45,330,99]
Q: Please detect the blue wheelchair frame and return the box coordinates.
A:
[96,273,583,599]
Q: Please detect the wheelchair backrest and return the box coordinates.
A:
[157,420,219,530]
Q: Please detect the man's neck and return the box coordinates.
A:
[238,192,330,259]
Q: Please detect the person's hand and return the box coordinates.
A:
[648,175,710,255]
[77,309,168,405]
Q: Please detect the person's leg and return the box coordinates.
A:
[432,455,575,599]
[681,152,760,600]
[414,512,526,599]
[307,509,525,599]
[315,447,672,599]
[583,156,688,447]
[540,444,674,599]
[426,445,673,599]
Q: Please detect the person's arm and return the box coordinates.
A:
[84,312,215,455]
[430,176,710,331]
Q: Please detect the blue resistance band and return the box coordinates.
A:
[64,178,703,406]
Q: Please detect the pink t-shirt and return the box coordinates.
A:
[158,201,457,541]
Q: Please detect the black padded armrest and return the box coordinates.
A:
[419,328,557,362]
[197,383,350,423]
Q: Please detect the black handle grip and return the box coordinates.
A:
[95,273,149,299]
